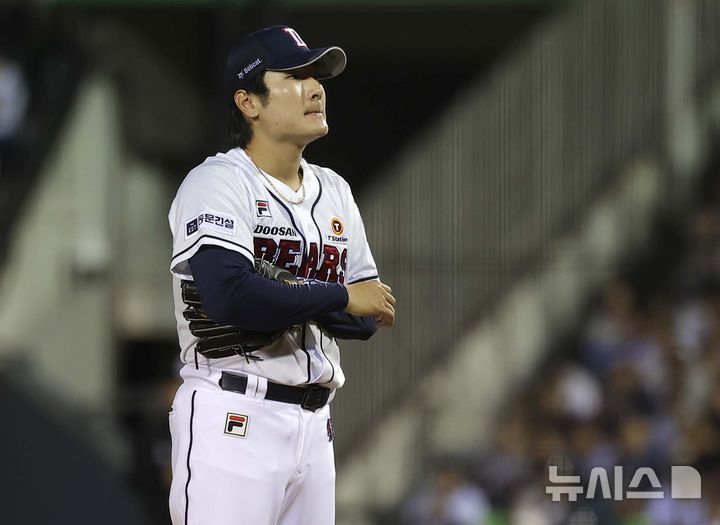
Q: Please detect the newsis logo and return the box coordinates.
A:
[546,464,701,502]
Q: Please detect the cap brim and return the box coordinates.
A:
[267,46,347,79]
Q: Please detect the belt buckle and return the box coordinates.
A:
[301,385,330,412]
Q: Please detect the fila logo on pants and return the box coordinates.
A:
[224,413,249,438]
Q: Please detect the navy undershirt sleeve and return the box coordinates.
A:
[316,311,377,341]
[188,246,349,331]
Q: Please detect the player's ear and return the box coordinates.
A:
[234,90,260,120]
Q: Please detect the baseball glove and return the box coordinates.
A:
[181,257,299,361]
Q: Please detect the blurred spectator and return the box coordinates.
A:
[582,279,637,376]
[678,338,720,424]
[508,476,569,525]
[645,497,707,525]
[704,472,720,524]
[401,461,490,525]
[0,54,28,171]
[614,413,663,472]
[604,365,659,421]
[674,294,716,361]
[554,363,604,422]
[474,408,532,507]
[678,207,720,292]
[570,419,616,478]
[397,152,720,524]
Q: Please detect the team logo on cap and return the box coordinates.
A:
[224,413,249,438]
[256,200,272,218]
[330,217,344,235]
[283,27,307,48]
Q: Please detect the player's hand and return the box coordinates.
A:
[345,280,396,327]
[375,313,394,328]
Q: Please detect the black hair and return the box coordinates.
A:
[228,71,270,149]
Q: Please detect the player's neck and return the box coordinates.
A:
[244,141,304,190]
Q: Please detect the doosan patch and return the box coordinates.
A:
[224,413,249,438]
[184,210,237,239]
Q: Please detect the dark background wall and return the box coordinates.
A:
[54,3,555,187]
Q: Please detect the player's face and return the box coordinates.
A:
[256,68,328,145]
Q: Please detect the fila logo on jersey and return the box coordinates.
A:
[256,200,272,217]
[185,211,237,239]
[224,413,249,438]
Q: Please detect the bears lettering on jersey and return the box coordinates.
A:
[253,236,347,284]
[315,245,342,282]
[276,239,304,270]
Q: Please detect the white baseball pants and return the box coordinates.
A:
[168,364,336,525]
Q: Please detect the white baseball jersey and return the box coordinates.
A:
[168,147,378,389]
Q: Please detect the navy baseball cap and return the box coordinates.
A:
[224,26,347,98]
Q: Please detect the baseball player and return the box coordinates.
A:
[166,26,396,525]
